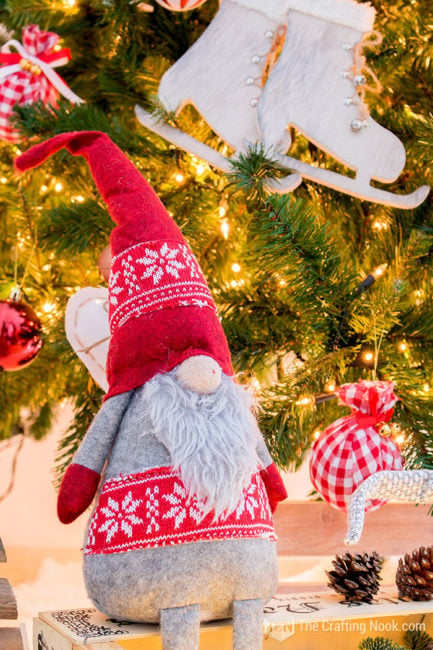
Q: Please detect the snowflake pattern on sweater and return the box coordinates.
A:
[84,466,276,555]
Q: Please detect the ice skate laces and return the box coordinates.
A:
[348,30,383,132]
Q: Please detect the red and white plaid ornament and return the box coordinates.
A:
[0,24,83,142]
[309,380,403,512]
[155,0,209,11]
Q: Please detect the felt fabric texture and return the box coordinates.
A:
[84,538,278,623]
[57,463,101,524]
[233,599,264,650]
[73,391,133,474]
[15,132,234,400]
[260,463,288,513]
[160,605,200,650]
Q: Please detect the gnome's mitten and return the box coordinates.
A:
[260,463,287,513]
[57,463,100,524]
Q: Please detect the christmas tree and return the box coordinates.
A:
[0,0,431,486]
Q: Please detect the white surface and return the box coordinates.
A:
[0,404,86,550]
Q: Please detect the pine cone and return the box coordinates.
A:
[326,551,383,603]
[396,545,433,601]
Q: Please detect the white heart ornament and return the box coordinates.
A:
[65,287,110,392]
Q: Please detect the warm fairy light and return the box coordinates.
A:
[325,380,336,393]
[42,301,55,313]
[42,264,51,272]
[232,263,241,273]
[396,433,405,445]
[221,219,230,239]
[218,205,227,218]
[72,195,85,203]
[296,396,314,406]
[40,184,48,194]
[313,429,321,440]
[251,377,261,393]
[195,164,205,175]
[372,219,388,231]
[398,341,408,353]
[363,351,374,362]
[63,0,76,6]
[54,181,64,193]
[423,383,430,393]
[175,173,185,184]
[0,177,6,184]
[372,263,388,279]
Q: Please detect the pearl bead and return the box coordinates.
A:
[354,74,366,86]
[265,30,274,38]
[246,77,255,86]
[343,97,353,106]
[351,119,367,132]
[251,55,260,64]
[342,43,353,50]
[250,98,258,107]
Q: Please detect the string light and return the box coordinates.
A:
[71,195,85,203]
[231,263,241,273]
[363,351,374,363]
[398,341,408,353]
[40,184,48,194]
[220,219,230,239]
[54,181,64,193]
[195,163,205,175]
[396,433,405,445]
[325,380,336,393]
[0,177,6,184]
[175,173,185,185]
[295,396,314,406]
[42,264,51,272]
[372,219,388,231]
[63,0,76,5]
[279,279,286,287]
[423,383,430,393]
[218,205,227,218]
[313,429,321,440]
[372,263,388,279]
[42,301,56,313]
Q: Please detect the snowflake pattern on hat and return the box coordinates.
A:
[109,240,216,332]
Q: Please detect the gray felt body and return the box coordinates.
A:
[75,384,278,646]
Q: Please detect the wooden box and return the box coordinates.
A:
[33,587,433,650]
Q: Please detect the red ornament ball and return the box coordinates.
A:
[309,381,403,513]
[155,0,208,11]
[0,299,43,371]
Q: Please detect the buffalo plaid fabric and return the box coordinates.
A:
[309,381,403,512]
[0,25,59,142]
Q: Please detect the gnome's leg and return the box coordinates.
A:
[160,604,200,650]
[233,598,264,650]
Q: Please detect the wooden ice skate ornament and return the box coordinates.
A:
[136,0,429,209]
[65,287,110,392]
[0,537,27,650]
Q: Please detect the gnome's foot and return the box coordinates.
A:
[160,604,200,650]
[233,598,264,650]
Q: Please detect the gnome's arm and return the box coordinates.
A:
[256,436,287,513]
[57,391,132,524]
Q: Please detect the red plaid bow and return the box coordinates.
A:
[0,25,83,142]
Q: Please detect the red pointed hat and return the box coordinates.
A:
[16,131,233,398]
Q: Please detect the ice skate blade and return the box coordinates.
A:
[136,106,302,193]
[135,106,232,173]
[276,153,430,209]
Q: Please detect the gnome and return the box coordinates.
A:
[16,132,287,650]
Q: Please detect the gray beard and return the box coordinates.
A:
[139,371,261,518]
